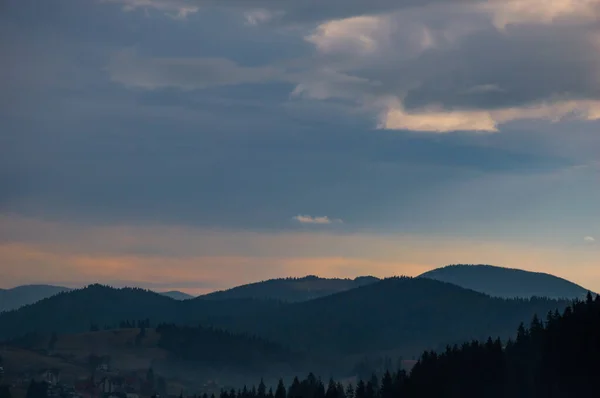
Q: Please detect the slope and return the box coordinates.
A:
[200,275,380,302]
[233,277,570,357]
[0,278,569,362]
[0,284,283,340]
[159,291,195,300]
[238,293,600,398]
[0,285,72,313]
[418,264,591,299]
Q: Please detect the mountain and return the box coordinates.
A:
[0,284,194,313]
[418,264,592,299]
[0,277,568,362]
[200,275,381,302]
[233,276,569,357]
[159,291,194,300]
[240,293,600,398]
[0,284,283,340]
[0,285,72,313]
[3,327,299,389]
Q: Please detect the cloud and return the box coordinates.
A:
[107,49,289,90]
[379,98,600,133]
[99,0,600,133]
[103,0,199,19]
[584,236,596,242]
[294,3,600,132]
[2,215,600,294]
[244,9,282,26]
[481,0,600,30]
[305,16,388,55]
[293,215,343,225]
[105,0,461,24]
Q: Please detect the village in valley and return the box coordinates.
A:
[0,327,223,398]
[0,358,222,398]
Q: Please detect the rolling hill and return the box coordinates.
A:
[0,285,72,313]
[159,291,195,300]
[0,284,285,341]
[0,278,569,361]
[0,284,195,312]
[3,327,298,390]
[229,276,570,357]
[418,264,592,299]
[200,275,381,302]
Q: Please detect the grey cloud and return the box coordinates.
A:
[107,49,291,90]
[0,97,574,233]
[112,0,480,23]
[2,0,599,239]
[399,24,600,111]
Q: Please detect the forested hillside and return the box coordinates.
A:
[0,278,570,361]
[234,277,570,357]
[222,292,600,398]
[156,324,300,374]
[0,284,283,339]
[201,276,380,302]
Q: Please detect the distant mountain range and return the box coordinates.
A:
[200,275,381,302]
[1,265,592,313]
[0,285,72,313]
[159,291,195,300]
[0,285,193,313]
[0,278,570,359]
[418,264,592,299]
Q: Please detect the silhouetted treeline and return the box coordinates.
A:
[119,319,151,329]
[25,381,47,398]
[234,292,600,398]
[156,324,297,371]
[0,385,11,398]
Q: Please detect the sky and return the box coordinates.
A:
[1,0,599,295]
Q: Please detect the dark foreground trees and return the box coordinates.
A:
[228,293,600,398]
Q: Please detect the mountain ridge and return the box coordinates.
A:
[200,275,381,302]
[0,284,195,312]
[0,277,569,359]
[418,264,592,299]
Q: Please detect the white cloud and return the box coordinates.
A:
[296,3,600,133]
[293,215,343,225]
[378,97,498,132]
[378,98,600,132]
[103,0,600,134]
[306,16,389,55]
[481,0,600,30]
[584,236,596,242]
[244,9,282,26]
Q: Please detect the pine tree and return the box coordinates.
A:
[345,384,354,398]
[0,385,11,398]
[275,379,286,398]
[258,379,266,398]
[354,381,365,398]
[335,383,345,398]
[380,371,393,398]
[325,379,337,398]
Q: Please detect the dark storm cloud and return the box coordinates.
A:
[1,0,598,236]
[0,98,572,231]
[109,0,482,24]
[400,24,600,111]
